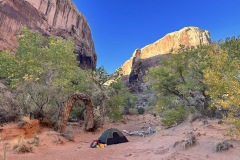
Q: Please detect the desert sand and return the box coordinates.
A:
[0,114,239,160]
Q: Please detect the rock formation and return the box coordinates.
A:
[121,27,211,76]
[123,27,211,109]
[128,49,143,92]
[0,0,96,69]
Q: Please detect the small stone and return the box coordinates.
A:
[125,154,132,157]
[203,120,208,125]
[218,120,223,124]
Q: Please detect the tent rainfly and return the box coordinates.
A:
[98,128,128,145]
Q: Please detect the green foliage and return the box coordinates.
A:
[0,28,93,125]
[69,101,85,120]
[161,105,190,127]
[105,80,136,121]
[93,66,110,87]
[146,36,240,133]
[137,107,145,115]
[90,66,136,121]
[16,81,64,125]
[204,37,240,109]
[0,28,91,94]
[204,37,240,136]
[146,45,211,114]
[224,113,240,138]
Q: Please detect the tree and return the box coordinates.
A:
[204,37,240,136]
[0,28,94,131]
[105,80,136,121]
[204,37,240,109]
[91,66,110,124]
[146,45,211,116]
[16,81,64,126]
[90,67,135,123]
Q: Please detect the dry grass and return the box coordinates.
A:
[0,143,6,160]
[60,126,74,141]
[27,135,40,146]
[12,137,32,153]
[17,116,33,128]
[173,132,197,149]
[21,116,32,124]
[52,135,64,144]
[60,132,74,141]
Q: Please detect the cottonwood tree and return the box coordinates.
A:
[0,28,94,131]
[204,37,240,136]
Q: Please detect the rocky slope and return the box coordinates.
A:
[0,0,96,69]
[121,27,211,76]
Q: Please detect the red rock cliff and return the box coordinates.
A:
[121,27,211,76]
[0,0,96,69]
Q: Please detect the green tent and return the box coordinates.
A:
[98,128,128,145]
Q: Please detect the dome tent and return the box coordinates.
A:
[98,128,128,145]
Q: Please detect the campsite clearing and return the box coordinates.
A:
[1,114,240,160]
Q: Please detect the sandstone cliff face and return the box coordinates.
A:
[0,0,96,69]
[128,49,143,92]
[121,27,211,76]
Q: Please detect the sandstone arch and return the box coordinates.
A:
[58,92,94,132]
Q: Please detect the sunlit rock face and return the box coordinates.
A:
[120,27,211,93]
[121,26,211,76]
[127,49,169,93]
[0,0,96,69]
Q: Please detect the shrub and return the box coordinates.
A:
[128,108,138,115]
[16,81,64,126]
[161,105,190,127]
[105,80,136,121]
[173,132,197,149]
[0,89,18,124]
[137,107,145,115]
[27,135,40,146]
[214,140,233,152]
[0,28,93,128]
[223,114,240,138]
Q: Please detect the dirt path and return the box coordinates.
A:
[1,114,240,160]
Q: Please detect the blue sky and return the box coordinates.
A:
[73,0,240,74]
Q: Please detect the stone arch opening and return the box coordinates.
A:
[58,92,94,132]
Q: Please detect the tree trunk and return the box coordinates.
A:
[99,98,104,125]
[99,92,108,125]
[58,92,94,132]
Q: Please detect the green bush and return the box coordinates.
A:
[105,80,136,121]
[161,105,190,127]
[16,81,64,126]
[69,101,85,120]
[137,107,145,115]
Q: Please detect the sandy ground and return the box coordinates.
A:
[0,114,240,160]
